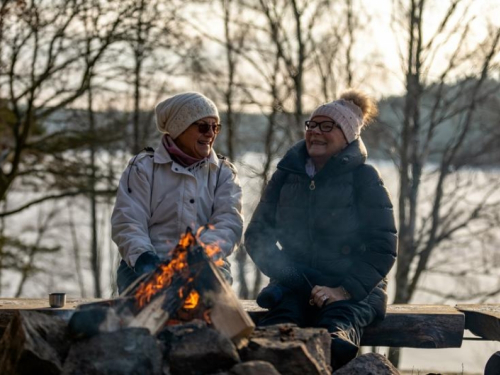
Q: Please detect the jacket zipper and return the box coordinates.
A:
[308,178,316,268]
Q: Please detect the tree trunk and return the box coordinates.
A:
[236,246,249,299]
[390,0,424,367]
[132,0,145,154]
[68,202,86,297]
[88,81,102,298]
[223,0,236,161]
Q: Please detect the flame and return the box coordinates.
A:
[196,225,224,267]
[183,290,200,309]
[134,226,225,309]
[134,231,194,308]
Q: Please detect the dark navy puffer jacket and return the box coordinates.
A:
[245,138,397,317]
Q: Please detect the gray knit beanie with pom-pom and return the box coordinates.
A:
[309,89,377,143]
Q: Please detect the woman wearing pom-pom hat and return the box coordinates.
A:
[245,89,397,369]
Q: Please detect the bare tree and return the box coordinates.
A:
[0,0,137,297]
[123,0,185,153]
[0,0,134,205]
[380,0,500,366]
[13,206,61,297]
[66,200,86,297]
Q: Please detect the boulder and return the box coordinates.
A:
[68,306,122,339]
[240,337,324,375]
[229,360,281,375]
[0,310,68,375]
[334,352,400,374]
[159,321,240,375]
[62,327,162,375]
[241,324,330,375]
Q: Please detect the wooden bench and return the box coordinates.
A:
[1,299,499,373]
[243,301,500,374]
[243,302,464,347]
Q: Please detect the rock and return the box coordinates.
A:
[485,351,500,375]
[240,337,324,375]
[333,353,400,374]
[0,310,69,375]
[62,327,162,375]
[241,324,330,375]
[229,360,281,375]
[68,306,122,339]
[159,321,240,375]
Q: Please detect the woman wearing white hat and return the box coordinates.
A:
[112,92,243,294]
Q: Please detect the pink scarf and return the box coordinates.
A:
[162,135,205,167]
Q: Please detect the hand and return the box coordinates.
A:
[310,285,349,308]
[134,251,160,275]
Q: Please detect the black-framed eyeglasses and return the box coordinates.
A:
[305,120,340,133]
[193,122,222,134]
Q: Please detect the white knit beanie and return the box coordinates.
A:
[155,92,220,139]
[309,99,363,143]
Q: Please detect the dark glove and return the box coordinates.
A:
[274,265,312,295]
[257,283,287,309]
[134,251,160,275]
[275,264,334,295]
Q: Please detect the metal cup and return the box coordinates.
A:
[49,293,66,308]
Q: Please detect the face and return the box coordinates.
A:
[175,117,219,159]
[305,115,348,167]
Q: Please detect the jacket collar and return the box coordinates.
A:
[154,143,219,167]
[277,138,367,176]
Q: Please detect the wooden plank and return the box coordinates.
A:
[0,297,99,310]
[456,304,500,341]
[362,304,464,348]
[241,301,465,348]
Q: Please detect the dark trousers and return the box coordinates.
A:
[259,289,377,370]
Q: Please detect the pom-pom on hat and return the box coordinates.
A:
[309,89,378,144]
[155,92,219,139]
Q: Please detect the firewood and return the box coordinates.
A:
[196,258,255,347]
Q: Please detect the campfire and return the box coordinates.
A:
[93,226,255,344]
[134,226,221,310]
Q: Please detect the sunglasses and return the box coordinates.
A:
[193,122,222,134]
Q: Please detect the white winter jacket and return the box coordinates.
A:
[111,144,243,268]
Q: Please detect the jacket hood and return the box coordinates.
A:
[277,138,368,176]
